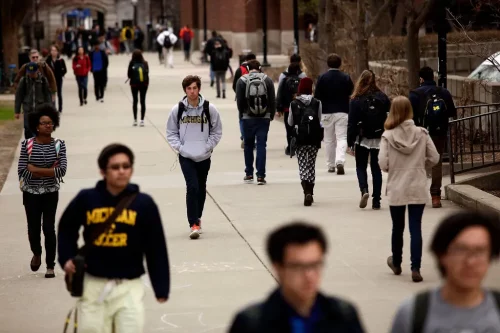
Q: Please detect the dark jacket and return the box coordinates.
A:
[57,181,171,299]
[88,49,109,72]
[347,90,390,147]
[276,71,305,112]
[236,71,276,120]
[314,69,354,114]
[409,80,457,137]
[47,56,67,82]
[229,289,365,333]
[210,47,230,72]
[233,62,248,93]
[14,61,58,93]
[15,74,52,114]
[127,60,149,87]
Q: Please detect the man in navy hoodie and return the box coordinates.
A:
[58,144,170,333]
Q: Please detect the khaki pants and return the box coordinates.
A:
[78,274,144,333]
[322,113,348,168]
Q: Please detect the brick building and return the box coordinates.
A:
[181,0,305,55]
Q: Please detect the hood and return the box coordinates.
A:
[384,120,424,155]
[181,94,206,111]
[296,94,313,105]
[95,180,139,198]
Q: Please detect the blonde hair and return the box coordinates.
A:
[351,70,380,99]
[384,96,414,130]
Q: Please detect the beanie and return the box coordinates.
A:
[297,77,313,95]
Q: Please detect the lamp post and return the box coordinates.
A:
[160,0,165,25]
[131,0,138,26]
[203,0,207,42]
[293,0,299,55]
[261,0,270,66]
[35,0,41,50]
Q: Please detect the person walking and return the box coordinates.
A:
[156,29,178,68]
[89,42,109,103]
[128,50,149,127]
[210,40,230,99]
[204,31,220,87]
[347,70,390,210]
[233,53,256,149]
[18,105,67,279]
[15,63,53,139]
[229,222,365,332]
[378,96,440,283]
[288,78,323,206]
[179,25,194,61]
[314,53,354,174]
[58,143,170,332]
[46,45,67,113]
[390,211,500,332]
[409,66,457,208]
[166,75,223,239]
[72,46,91,106]
[236,60,276,185]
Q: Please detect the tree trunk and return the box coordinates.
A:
[406,18,421,90]
[391,1,406,36]
[324,0,336,54]
[369,0,392,36]
[355,0,368,79]
[318,0,327,51]
[2,15,20,75]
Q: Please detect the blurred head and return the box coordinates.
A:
[77,46,85,56]
[384,96,413,130]
[98,144,134,189]
[30,49,40,62]
[297,77,314,95]
[290,54,302,64]
[419,66,435,83]
[131,49,144,63]
[26,62,39,78]
[214,40,222,48]
[327,53,342,69]
[186,24,190,29]
[182,75,202,101]
[431,212,500,291]
[246,59,261,72]
[28,104,60,137]
[50,45,59,58]
[287,62,301,76]
[351,70,380,99]
[267,222,327,305]
[211,30,217,38]
[245,53,257,61]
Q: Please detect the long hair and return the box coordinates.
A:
[131,49,145,63]
[384,96,414,130]
[351,70,380,99]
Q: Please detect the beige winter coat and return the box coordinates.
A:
[378,120,440,206]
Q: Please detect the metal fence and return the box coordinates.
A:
[449,103,500,183]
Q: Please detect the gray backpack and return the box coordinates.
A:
[242,72,269,117]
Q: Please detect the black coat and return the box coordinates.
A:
[46,57,67,83]
[229,289,365,333]
[314,69,354,114]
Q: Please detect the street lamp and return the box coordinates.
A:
[203,0,207,42]
[261,0,270,67]
[293,0,299,55]
[131,0,138,26]
[35,0,41,50]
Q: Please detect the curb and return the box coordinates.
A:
[445,184,500,218]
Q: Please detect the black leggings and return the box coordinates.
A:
[131,85,148,120]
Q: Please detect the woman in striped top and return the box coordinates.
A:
[17,104,67,278]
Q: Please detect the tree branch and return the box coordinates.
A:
[365,0,393,36]
[334,0,356,29]
[414,0,437,28]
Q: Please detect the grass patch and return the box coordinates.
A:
[0,106,15,122]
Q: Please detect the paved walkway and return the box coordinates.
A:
[0,52,499,333]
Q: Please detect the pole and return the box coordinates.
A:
[203,0,207,41]
[262,0,270,66]
[35,1,40,50]
[293,0,299,55]
[160,0,165,25]
[133,4,137,26]
[437,1,447,88]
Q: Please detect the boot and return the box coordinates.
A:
[222,90,226,99]
[304,182,313,207]
[310,182,315,203]
[359,188,369,209]
[432,195,442,208]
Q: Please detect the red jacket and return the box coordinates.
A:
[72,55,91,77]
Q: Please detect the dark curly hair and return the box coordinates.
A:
[182,75,201,91]
[28,104,60,134]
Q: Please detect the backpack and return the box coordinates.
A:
[177,100,212,134]
[130,62,148,85]
[125,29,132,39]
[163,34,173,48]
[240,64,249,75]
[242,73,269,117]
[359,94,387,139]
[213,48,228,68]
[183,31,192,43]
[293,99,323,145]
[281,72,300,109]
[411,290,500,333]
[413,87,448,136]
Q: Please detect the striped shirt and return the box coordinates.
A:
[17,138,67,194]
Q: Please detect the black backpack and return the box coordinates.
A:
[413,87,448,136]
[213,48,228,68]
[163,34,173,48]
[125,29,132,39]
[177,100,212,134]
[359,94,387,139]
[130,62,149,85]
[282,73,300,107]
[293,99,323,145]
[411,290,500,333]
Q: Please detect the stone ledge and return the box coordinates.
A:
[446,184,500,218]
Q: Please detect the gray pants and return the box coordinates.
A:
[215,71,226,96]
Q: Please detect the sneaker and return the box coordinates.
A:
[216,94,221,99]
[285,146,290,156]
[257,177,266,185]
[45,268,55,278]
[336,164,345,175]
[412,270,424,283]
[100,99,104,103]
[359,190,369,209]
[80,102,83,106]
[30,255,41,272]
[198,219,203,234]
[387,256,402,275]
[210,81,214,87]
[133,120,138,126]
[84,100,88,105]
[140,120,145,127]
[244,175,254,183]
[222,91,226,99]
[372,199,381,210]
[328,167,336,173]
[189,225,201,240]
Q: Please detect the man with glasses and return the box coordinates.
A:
[57,143,170,332]
[390,211,500,333]
[14,49,57,102]
[229,222,365,332]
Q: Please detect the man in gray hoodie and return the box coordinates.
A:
[166,75,223,239]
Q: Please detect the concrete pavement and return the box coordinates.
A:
[0,52,499,333]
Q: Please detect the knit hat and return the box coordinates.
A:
[26,62,38,73]
[297,77,313,95]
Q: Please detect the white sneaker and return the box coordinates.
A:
[140,120,145,127]
[133,120,137,126]
[189,226,200,240]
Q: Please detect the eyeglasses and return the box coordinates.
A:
[108,163,132,170]
[448,245,490,261]
[31,56,39,60]
[39,122,54,127]
[283,261,324,273]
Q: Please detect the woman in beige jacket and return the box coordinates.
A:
[379,96,439,283]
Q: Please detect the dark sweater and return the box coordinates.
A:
[314,69,354,114]
[57,181,170,299]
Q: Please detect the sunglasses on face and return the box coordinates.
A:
[31,56,39,60]
[108,163,132,171]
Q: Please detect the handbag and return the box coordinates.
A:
[64,192,138,297]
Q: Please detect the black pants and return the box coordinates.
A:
[23,191,59,269]
[56,79,63,112]
[183,42,191,61]
[131,85,148,120]
[76,76,88,104]
[355,144,382,200]
[93,71,106,100]
[23,112,34,139]
[179,155,211,227]
[284,111,294,149]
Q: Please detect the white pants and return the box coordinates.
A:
[322,113,348,168]
[78,274,145,333]
[163,47,174,67]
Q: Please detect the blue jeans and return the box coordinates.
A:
[355,144,382,200]
[76,76,88,103]
[210,64,215,82]
[179,155,211,227]
[242,118,270,178]
[239,118,244,141]
[390,204,425,271]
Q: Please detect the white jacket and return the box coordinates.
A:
[156,31,178,47]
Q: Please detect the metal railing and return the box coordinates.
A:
[449,103,500,183]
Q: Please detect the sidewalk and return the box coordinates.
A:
[0,52,498,333]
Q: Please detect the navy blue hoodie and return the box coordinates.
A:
[57,181,170,299]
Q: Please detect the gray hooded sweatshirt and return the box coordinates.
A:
[287,95,323,127]
[166,95,223,162]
